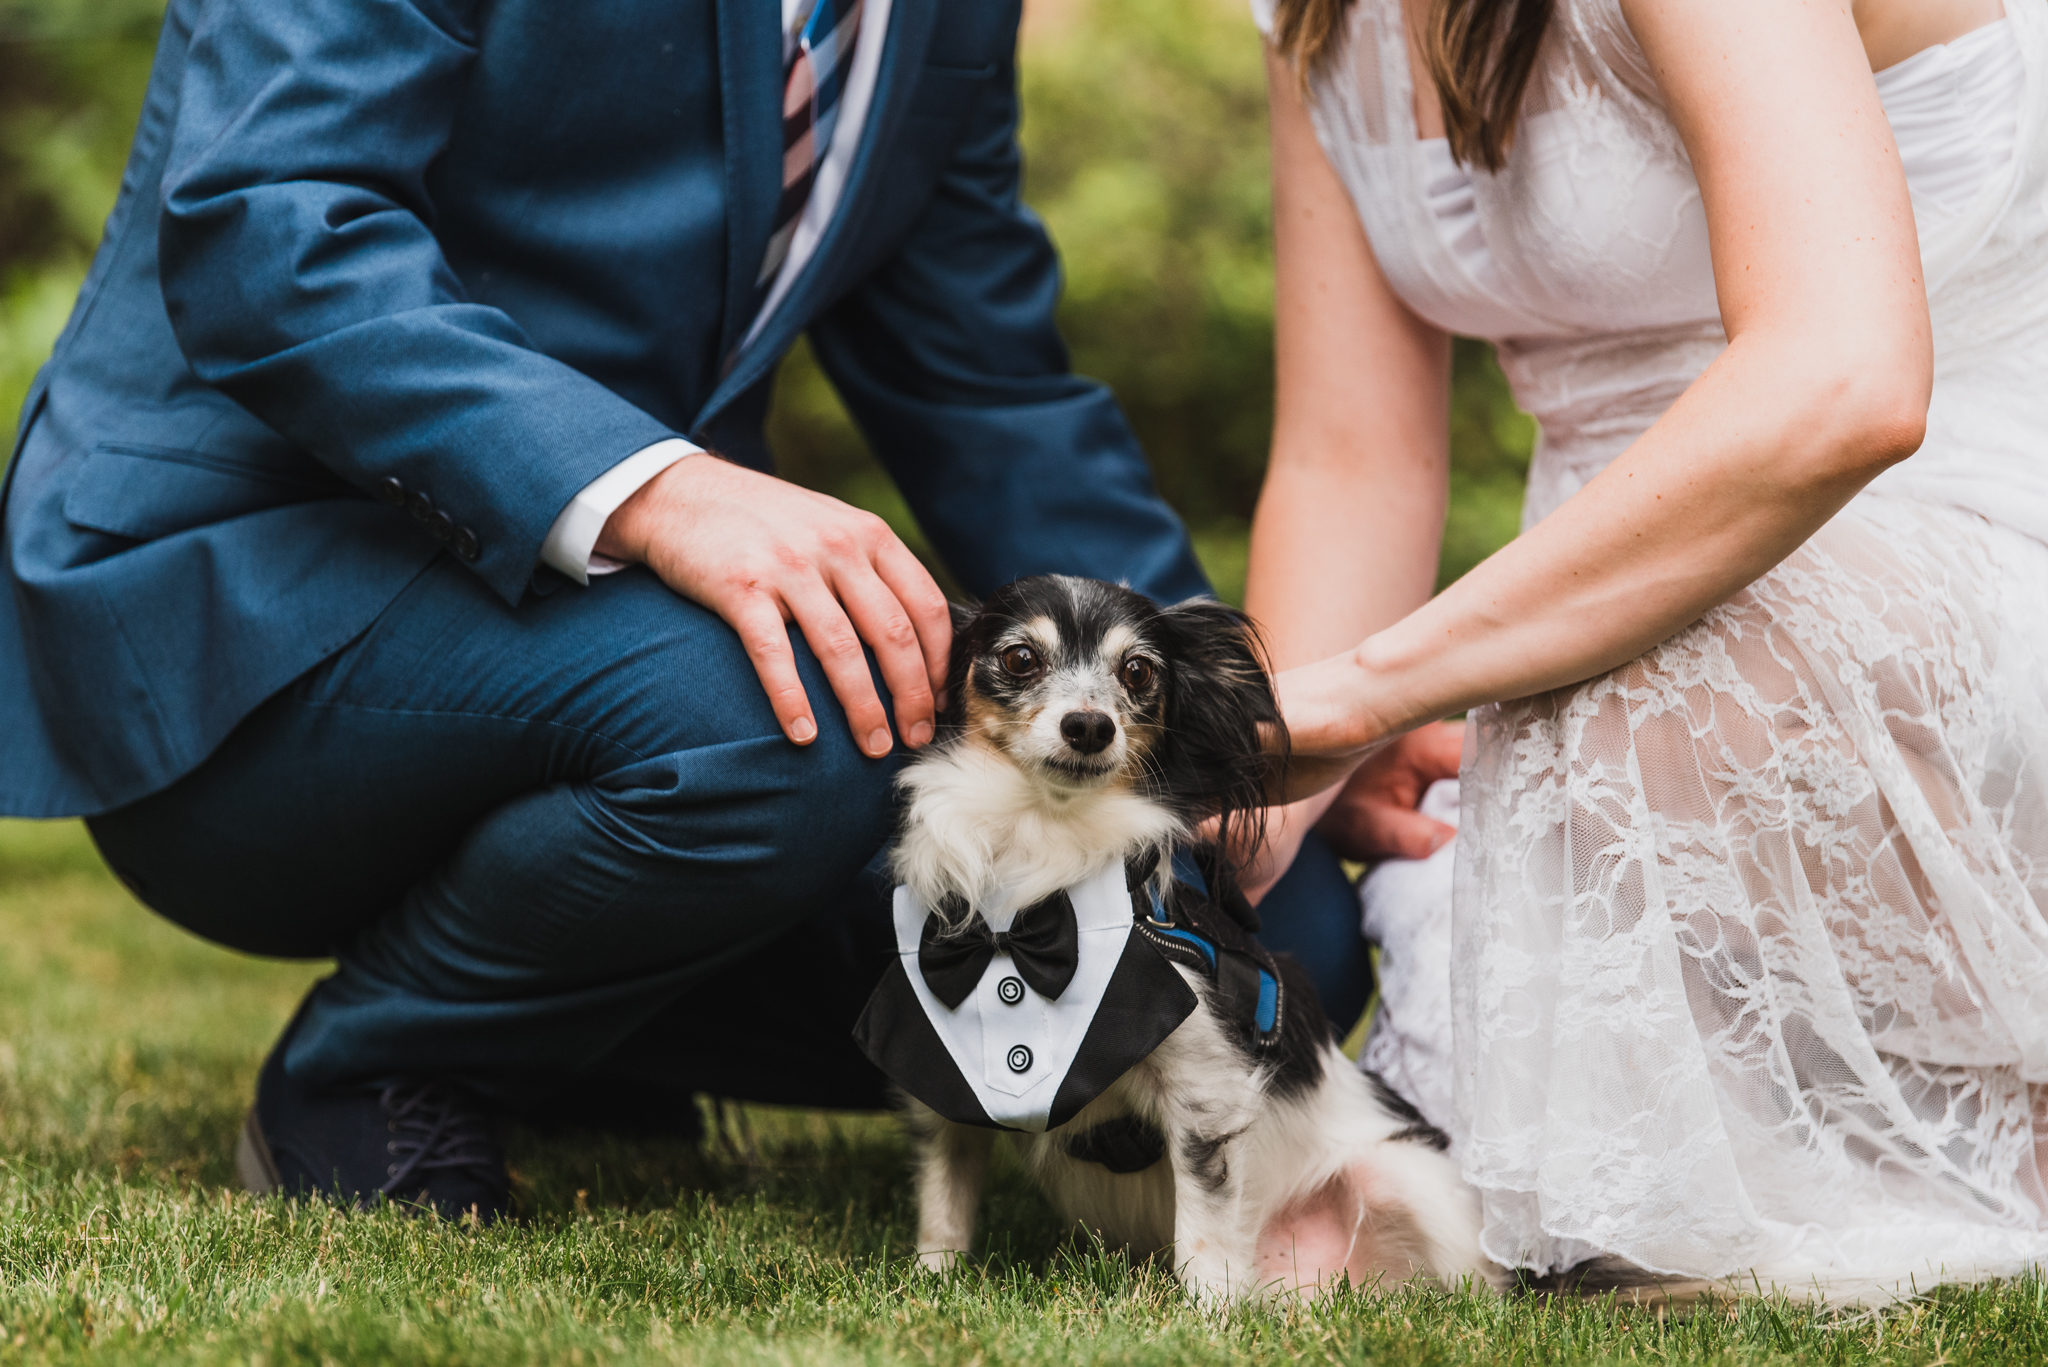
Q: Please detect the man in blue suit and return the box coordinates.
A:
[0,0,1368,1216]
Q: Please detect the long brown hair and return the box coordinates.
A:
[1270,0,1555,172]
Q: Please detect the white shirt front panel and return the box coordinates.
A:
[890,861,1134,1133]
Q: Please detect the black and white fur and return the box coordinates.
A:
[892,575,1500,1301]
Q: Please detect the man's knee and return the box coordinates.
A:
[580,576,906,887]
[563,571,899,777]
[583,713,902,923]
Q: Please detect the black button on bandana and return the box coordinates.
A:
[997,975,1025,1005]
[1006,1045,1032,1074]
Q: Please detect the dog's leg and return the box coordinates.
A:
[1344,1140,1498,1290]
[1165,1119,1255,1301]
[1146,1004,1269,1303]
[1146,1023,1262,1301]
[907,1103,994,1272]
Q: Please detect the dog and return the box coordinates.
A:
[852,575,1501,1302]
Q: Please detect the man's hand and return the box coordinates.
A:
[597,455,952,758]
[1313,720,1463,862]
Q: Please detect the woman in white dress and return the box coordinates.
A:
[1243,0,2048,1296]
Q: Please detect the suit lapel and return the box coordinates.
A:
[714,0,788,365]
[697,0,940,430]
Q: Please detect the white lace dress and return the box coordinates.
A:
[1256,0,2048,1295]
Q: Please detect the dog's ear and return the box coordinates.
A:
[937,597,982,731]
[1154,598,1288,896]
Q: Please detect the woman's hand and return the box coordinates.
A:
[1241,721,1464,902]
[1263,645,1422,803]
[1315,720,1461,862]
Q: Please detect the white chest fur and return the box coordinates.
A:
[890,741,1181,915]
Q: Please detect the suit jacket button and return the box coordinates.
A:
[375,476,406,506]
[453,527,481,562]
[407,490,435,523]
[426,510,455,543]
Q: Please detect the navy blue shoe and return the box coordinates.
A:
[235,1007,509,1222]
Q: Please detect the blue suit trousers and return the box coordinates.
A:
[87,557,1367,1109]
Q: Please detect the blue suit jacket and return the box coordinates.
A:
[0,0,1207,818]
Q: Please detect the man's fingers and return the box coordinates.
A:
[783,579,895,759]
[872,537,953,701]
[726,594,819,745]
[834,561,939,749]
[1366,807,1456,862]
[1409,719,1466,779]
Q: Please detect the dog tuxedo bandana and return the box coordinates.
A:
[854,861,1199,1132]
[854,853,1294,1134]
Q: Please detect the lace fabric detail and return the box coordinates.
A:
[1499,321,1728,531]
[1454,497,2048,1290]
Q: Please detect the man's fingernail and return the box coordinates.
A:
[910,720,934,747]
[868,728,893,756]
[790,717,816,743]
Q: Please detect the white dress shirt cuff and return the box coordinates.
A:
[539,438,701,585]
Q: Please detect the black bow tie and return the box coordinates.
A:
[917,890,1080,1010]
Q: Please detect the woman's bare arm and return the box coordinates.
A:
[1274,0,1932,797]
[1246,48,1451,672]
[1239,50,1459,889]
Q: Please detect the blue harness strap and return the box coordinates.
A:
[1134,877,1282,1040]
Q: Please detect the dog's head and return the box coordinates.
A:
[941,575,1286,851]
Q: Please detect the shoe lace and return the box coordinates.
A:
[378,1082,502,1196]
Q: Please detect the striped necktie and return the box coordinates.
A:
[758,0,865,286]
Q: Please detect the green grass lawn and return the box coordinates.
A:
[2,820,2046,1364]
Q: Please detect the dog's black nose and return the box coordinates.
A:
[1059,709,1116,755]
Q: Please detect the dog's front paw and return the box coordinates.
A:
[917,1246,965,1274]
[1175,1248,1249,1305]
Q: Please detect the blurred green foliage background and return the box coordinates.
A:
[0,0,1533,605]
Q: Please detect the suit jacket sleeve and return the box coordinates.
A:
[803,40,1212,605]
[155,0,677,604]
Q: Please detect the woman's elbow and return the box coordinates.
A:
[1859,396,1929,471]
[1802,341,1932,481]
[1846,360,1931,474]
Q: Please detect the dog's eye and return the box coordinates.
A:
[1120,657,1156,692]
[1000,645,1039,677]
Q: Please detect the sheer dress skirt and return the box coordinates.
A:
[1427,492,2048,1291]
